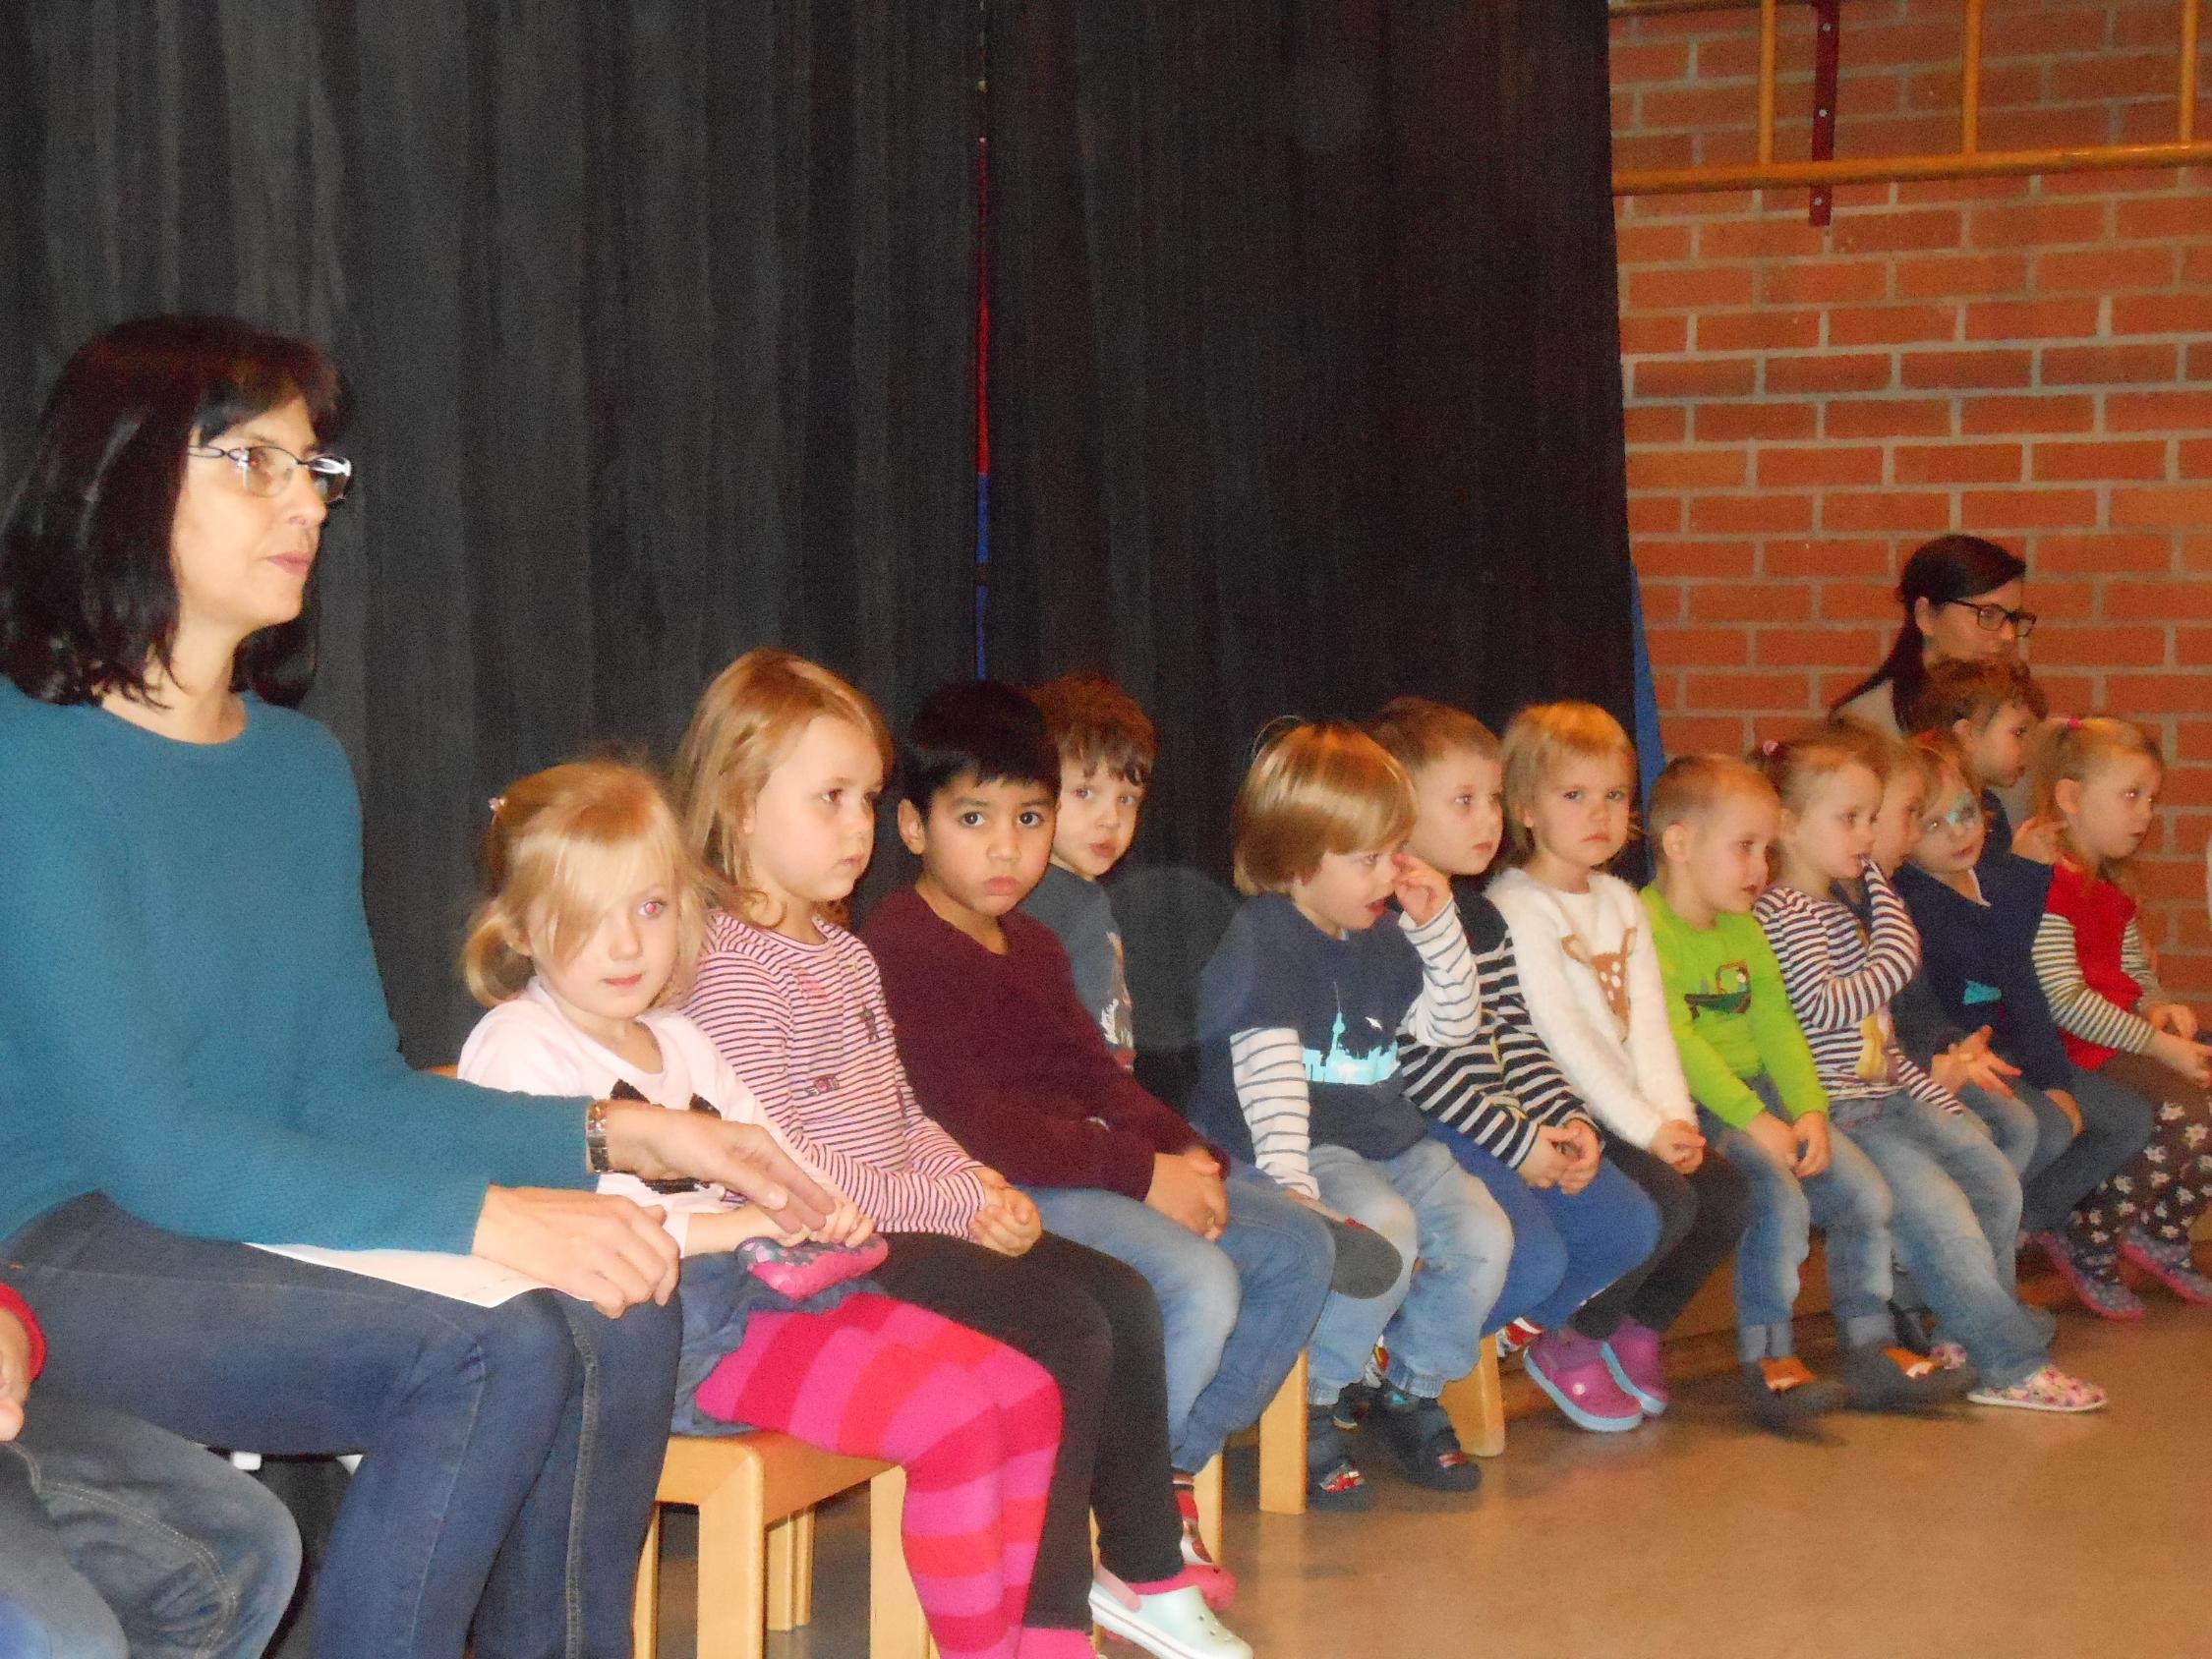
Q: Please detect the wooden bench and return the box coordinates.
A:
[632,1434,937,1659]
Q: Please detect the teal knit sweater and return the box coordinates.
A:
[0,683,589,1252]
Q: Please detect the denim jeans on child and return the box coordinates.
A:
[1954,1078,2066,1182]
[1834,1091,2046,1389]
[1024,1161,1333,1471]
[1701,1076,1895,1362]
[0,1392,300,1659]
[2014,1066,2156,1236]
[4,1194,680,1658]
[1425,1132,1659,1335]
[1305,1139,1511,1402]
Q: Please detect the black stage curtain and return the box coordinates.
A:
[984,0,1637,1091]
[0,2,979,1061]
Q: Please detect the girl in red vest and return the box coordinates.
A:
[2029,716,2212,1314]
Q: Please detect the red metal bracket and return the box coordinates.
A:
[1809,0,1840,224]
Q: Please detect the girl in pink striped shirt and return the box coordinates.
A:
[676,650,1250,1659]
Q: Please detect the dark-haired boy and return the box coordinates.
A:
[863,681,1349,1558]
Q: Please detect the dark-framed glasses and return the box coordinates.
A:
[186,443,353,504]
[1943,599,2035,638]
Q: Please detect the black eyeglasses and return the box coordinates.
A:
[187,443,353,505]
[1943,599,2036,638]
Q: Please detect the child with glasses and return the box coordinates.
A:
[1893,732,2157,1322]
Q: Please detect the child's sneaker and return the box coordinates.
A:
[1966,1364,2108,1414]
[2119,1227,2212,1305]
[1305,1401,1371,1511]
[1523,1330,1643,1432]
[1089,1571,1252,1659]
[1599,1319,1669,1415]
[1738,1356,1845,1428]
[1168,1473,1235,1610]
[1364,1384,1482,1492]
[2033,1230,2146,1321]
[1839,1343,1973,1409]
[1493,1316,1543,1358]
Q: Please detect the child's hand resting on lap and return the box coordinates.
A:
[1555,1120,1603,1195]
[967,1169,1043,1257]
[1147,1151,1229,1240]
[1791,1112,1832,1179]
[1518,1127,1574,1190]
[1740,1111,1799,1173]
[1649,1117,1706,1174]
[2149,1028,2212,1088]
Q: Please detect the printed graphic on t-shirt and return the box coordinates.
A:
[1963,978,2003,1006]
[1854,1010,1897,1084]
[1101,930,1136,1071]
[1561,924,1636,1040]
[1683,961,1752,1020]
[1302,1004,1399,1087]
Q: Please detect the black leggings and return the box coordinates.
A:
[1572,1139,1752,1342]
[873,1230,1183,1626]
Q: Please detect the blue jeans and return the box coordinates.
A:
[1954,1079,2066,1181]
[2016,1065,2157,1236]
[1425,1130,1659,1334]
[1703,1078,1894,1361]
[1305,1139,1511,1402]
[1835,1092,2045,1389]
[1025,1163,1331,1470]
[0,1393,299,1659]
[3,1196,680,1659]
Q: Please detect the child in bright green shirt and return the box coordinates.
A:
[1644,756,1962,1421]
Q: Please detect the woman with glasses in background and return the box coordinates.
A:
[0,315,836,1655]
[1834,533,2036,738]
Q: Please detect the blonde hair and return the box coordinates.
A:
[461,760,709,1008]
[671,648,894,926]
[1748,722,1882,817]
[1499,701,1638,863]
[2029,715,2164,885]
[1646,755,1774,854]
[1901,728,1973,809]
[1232,719,1416,896]
[1366,696,1500,775]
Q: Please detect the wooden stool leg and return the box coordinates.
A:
[1439,1335,1507,1459]
[1192,1454,1226,1564]
[868,1465,938,1659]
[632,1509,663,1659]
[1255,1350,1309,1516]
[694,1459,769,1659]
[764,1509,815,1631]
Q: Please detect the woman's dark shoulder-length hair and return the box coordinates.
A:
[1831,531,2026,716]
[0,314,346,709]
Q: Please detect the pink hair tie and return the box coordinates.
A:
[488,795,506,817]
[1759,738,1780,758]
[2066,716,2082,732]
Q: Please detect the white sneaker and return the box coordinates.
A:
[1088,1574,1253,1658]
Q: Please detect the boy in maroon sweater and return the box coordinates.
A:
[865,682,1386,1531]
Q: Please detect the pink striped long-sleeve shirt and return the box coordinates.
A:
[685,912,990,1236]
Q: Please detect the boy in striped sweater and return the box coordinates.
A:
[1367,699,1663,1431]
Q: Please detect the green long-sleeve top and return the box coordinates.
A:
[1640,885,1829,1128]
[0,682,590,1253]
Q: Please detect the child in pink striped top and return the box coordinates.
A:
[676,650,1249,1659]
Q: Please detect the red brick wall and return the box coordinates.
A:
[1611,0,2212,992]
